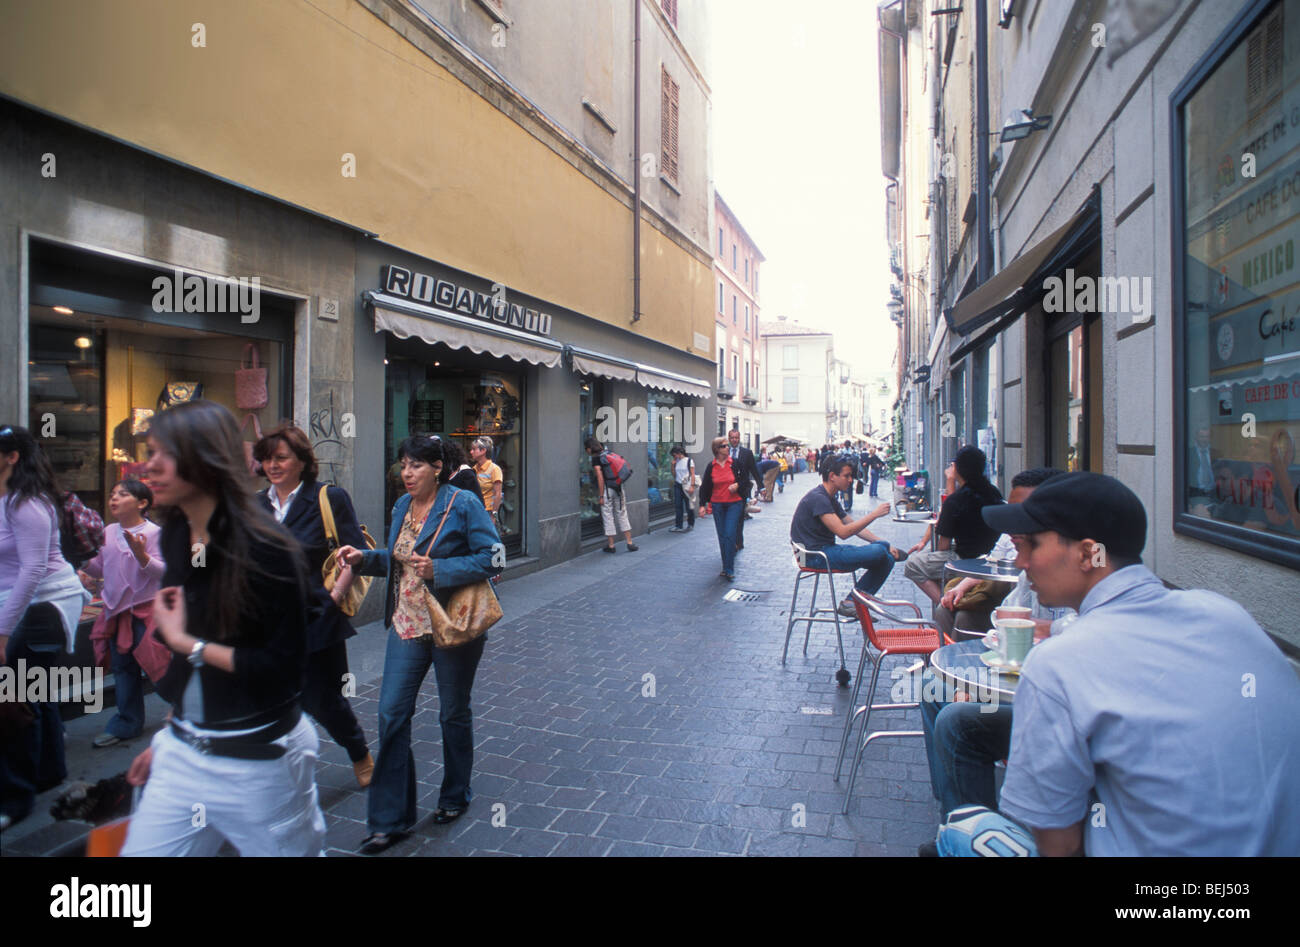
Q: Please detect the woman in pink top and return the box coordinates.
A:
[0,425,89,832]
[78,479,169,747]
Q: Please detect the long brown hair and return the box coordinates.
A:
[149,400,304,643]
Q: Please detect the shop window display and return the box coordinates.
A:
[27,306,285,516]
[386,355,524,556]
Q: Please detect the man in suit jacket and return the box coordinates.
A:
[727,429,761,551]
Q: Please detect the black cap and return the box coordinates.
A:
[981,471,1147,560]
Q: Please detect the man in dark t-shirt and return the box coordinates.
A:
[791,456,906,616]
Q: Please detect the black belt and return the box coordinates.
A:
[169,705,301,760]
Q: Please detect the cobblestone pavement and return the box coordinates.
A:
[2,473,943,857]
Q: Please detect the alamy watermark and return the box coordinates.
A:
[1042,269,1152,325]
[0,659,104,713]
[593,398,707,453]
[151,267,261,324]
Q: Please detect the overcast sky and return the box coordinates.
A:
[709,0,896,381]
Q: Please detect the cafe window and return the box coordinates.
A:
[1174,0,1300,570]
[578,375,608,540]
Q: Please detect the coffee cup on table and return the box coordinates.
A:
[995,605,1032,622]
[994,618,1036,666]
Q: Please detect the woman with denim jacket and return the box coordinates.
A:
[336,434,502,855]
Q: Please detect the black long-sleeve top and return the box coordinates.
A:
[154,506,308,724]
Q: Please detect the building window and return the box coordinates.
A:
[744,258,749,282]
[732,243,737,271]
[1174,0,1300,572]
[783,377,799,403]
[744,304,750,332]
[659,0,678,28]
[731,353,739,381]
[718,227,724,256]
[718,347,725,387]
[732,296,737,323]
[783,345,798,370]
[660,66,679,185]
[718,280,724,313]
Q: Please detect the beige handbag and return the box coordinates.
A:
[417,489,502,649]
[319,485,377,617]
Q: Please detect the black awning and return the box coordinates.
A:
[946,190,1101,337]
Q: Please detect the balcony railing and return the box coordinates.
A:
[742,386,759,405]
[717,376,737,399]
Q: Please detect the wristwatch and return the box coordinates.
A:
[187,639,208,667]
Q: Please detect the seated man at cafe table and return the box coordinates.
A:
[917,468,1074,846]
[937,471,1300,856]
[789,457,907,616]
[903,445,1003,607]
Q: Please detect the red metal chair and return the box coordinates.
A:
[833,589,947,814]
[782,542,859,687]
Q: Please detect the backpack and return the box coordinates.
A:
[59,491,105,568]
[599,450,634,486]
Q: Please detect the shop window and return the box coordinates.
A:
[1174,0,1300,571]
[28,304,288,517]
[385,352,524,556]
[578,376,608,540]
[647,393,686,518]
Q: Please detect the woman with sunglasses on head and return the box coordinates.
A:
[0,425,89,833]
[335,434,502,855]
[699,435,752,582]
[253,424,374,788]
[119,401,325,856]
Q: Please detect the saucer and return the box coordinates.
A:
[979,650,1023,675]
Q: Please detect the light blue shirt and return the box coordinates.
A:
[999,565,1300,856]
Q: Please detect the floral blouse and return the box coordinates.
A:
[392,508,436,640]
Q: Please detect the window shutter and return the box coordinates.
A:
[661,66,680,184]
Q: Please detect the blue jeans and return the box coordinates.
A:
[816,541,894,595]
[919,673,1013,815]
[869,469,880,497]
[672,482,695,528]
[106,616,147,739]
[369,631,486,834]
[711,501,743,574]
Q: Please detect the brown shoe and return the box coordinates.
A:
[353,752,375,788]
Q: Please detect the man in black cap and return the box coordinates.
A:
[948,471,1300,857]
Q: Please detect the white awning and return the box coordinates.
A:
[570,349,637,382]
[1188,357,1300,393]
[634,363,712,399]
[367,291,563,368]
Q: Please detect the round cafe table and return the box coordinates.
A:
[931,639,1020,702]
[943,557,1022,583]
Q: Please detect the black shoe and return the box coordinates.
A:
[626,543,639,552]
[917,838,940,858]
[602,545,616,554]
[432,806,466,825]
[837,599,857,618]
[359,831,409,855]
[668,526,684,533]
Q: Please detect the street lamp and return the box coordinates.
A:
[1000,108,1052,143]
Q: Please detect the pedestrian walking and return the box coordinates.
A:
[585,437,638,553]
[253,424,374,787]
[668,445,695,532]
[865,447,886,498]
[699,436,752,581]
[121,401,325,856]
[0,425,90,833]
[79,479,171,749]
[336,434,503,855]
[442,439,485,499]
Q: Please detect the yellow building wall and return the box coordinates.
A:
[0,0,711,355]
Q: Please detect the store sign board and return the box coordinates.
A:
[380,264,553,338]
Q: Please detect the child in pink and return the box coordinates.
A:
[78,480,169,747]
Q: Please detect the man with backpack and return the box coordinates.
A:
[585,437,638,554]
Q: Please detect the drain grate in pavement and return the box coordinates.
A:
[723,589,767,603]
[800,706,834,715]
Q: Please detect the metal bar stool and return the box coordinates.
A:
[834,589,944,814]
[782,542,859,687]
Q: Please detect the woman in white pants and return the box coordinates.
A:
[121,400,325,857]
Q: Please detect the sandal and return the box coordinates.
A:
[358,831,408,855]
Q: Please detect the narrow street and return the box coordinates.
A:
[4,473,941,857]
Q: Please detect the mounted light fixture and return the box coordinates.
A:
[1000,109,1052,143]
[73,336,92,349]
[53,306,74,315]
